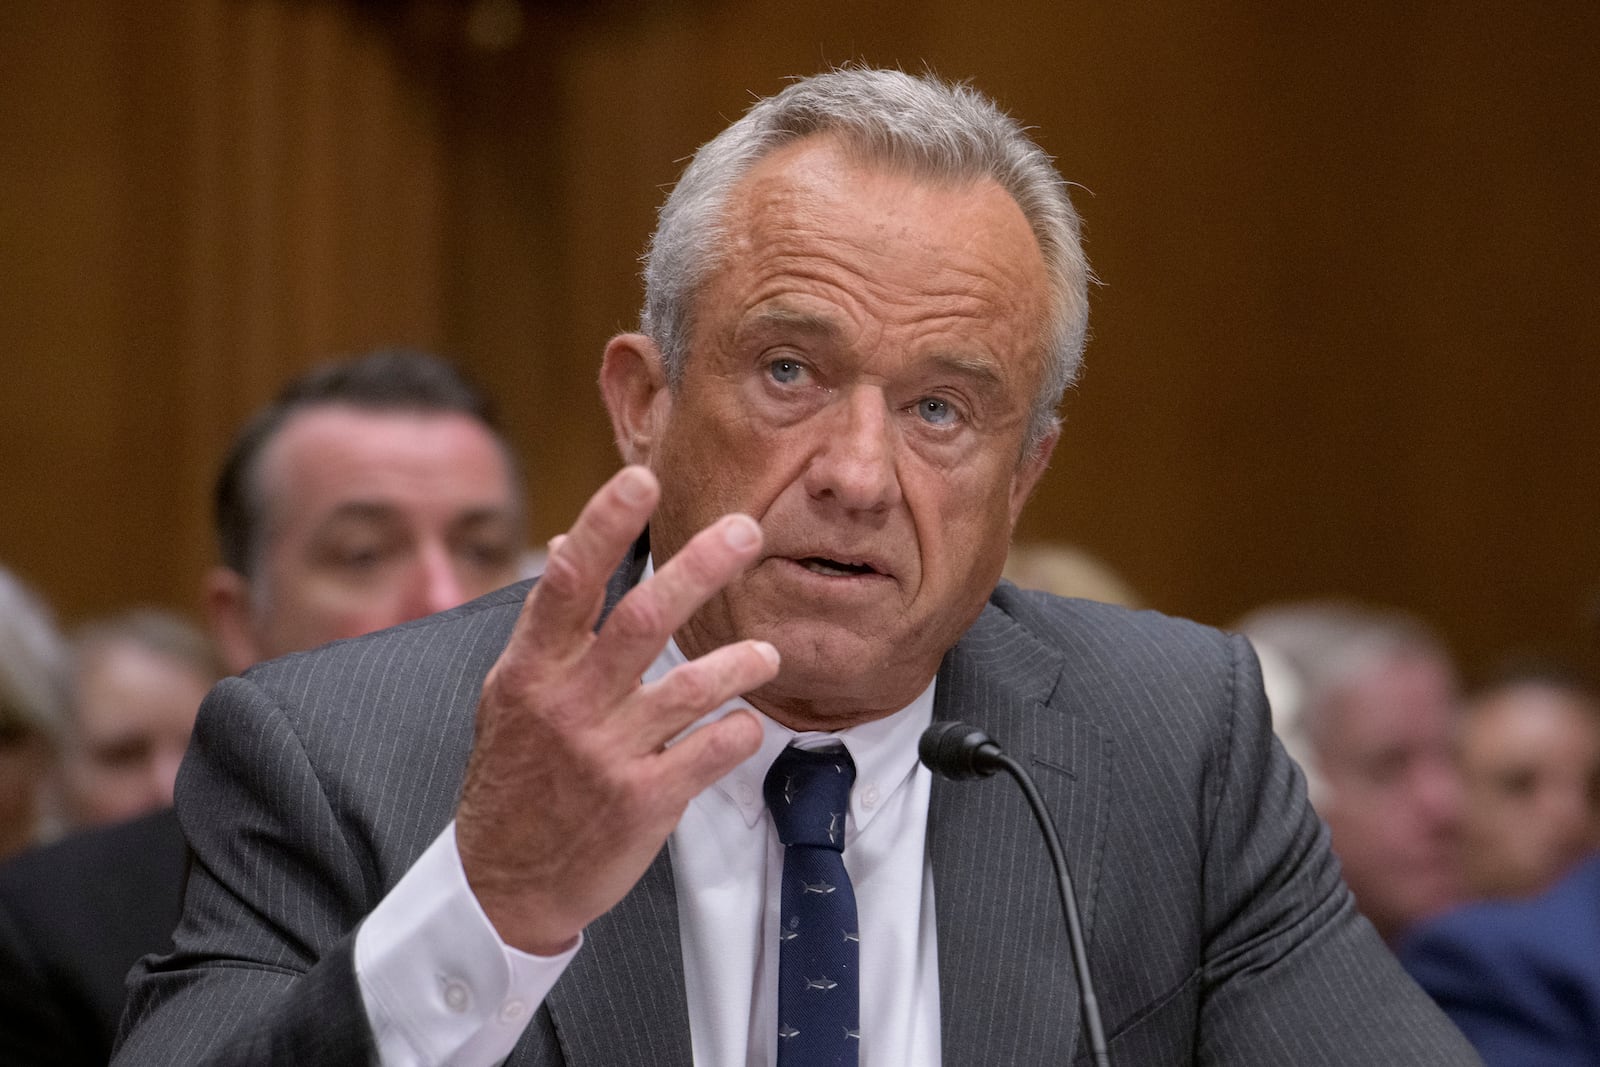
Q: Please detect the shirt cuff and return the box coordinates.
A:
[354,819,581,1067]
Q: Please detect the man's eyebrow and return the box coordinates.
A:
[924,351,1006,392]
[448,507,521,532]
[301,502,405,543]
[313,502,402,528]
[739,306,846,342]
[739,305,1008,393]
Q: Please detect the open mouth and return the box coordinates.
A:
[797,556,880,578]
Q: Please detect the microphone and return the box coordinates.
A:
[919,721,1111,1067]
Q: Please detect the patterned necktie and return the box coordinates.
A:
[764,743,860,1066]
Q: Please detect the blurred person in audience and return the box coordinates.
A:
[1237,600,1467,944]
[0,567,70,859]
[202,349,527,673]
[0,349,528,1066]
[1002,540,1144,608]
[59,611,223,830]
[1456,664,1600,900]
[1401,850,1600,1066]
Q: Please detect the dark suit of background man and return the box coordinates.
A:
[115,69,1481,1065]
[1401,852,1600,1066]
[0,350,527,1065]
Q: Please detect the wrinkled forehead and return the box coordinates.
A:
[708,137,1054,357]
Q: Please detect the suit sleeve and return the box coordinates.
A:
[1194,634,1481,1065]
[112,675,380,1065]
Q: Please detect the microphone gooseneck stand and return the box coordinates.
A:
[918,720,1112,1067]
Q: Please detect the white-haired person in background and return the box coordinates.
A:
[1237,600,1467,945]
[0,565,70,860]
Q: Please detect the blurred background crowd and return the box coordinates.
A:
[3,1,1598,1064]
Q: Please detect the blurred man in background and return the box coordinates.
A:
[0,349,527,1066]
[1238,600,1467,944]
[203,349,526,672]
[59,611,223,829]
[1399,620,1600,1066]
[1456,665,1600,900]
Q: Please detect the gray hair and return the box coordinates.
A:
[0,566,69,747]
[1235,600,1453,806]
[641,67,1090,450]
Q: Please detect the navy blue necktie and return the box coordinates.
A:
[764,744,860,1066]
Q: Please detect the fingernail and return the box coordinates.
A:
[547,534,567,556]
[723,515,760,550]
[616,467,651,505]
[754,641,780,669]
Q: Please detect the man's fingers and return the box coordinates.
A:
[588,512,764,686]
[630,639,780,750]
[656,707,765,810]
[515,466,659,648]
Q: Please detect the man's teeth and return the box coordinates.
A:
[801,557,872,577]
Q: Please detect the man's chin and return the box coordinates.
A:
[744,625,937,726]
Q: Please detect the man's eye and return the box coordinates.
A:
[1497,770,1538,799]
[915,397,958,425]
[459,541,516,571]
[336,547,384,569]
[767,358,805,385]
[317,541,392,573]
[94,738,151,771]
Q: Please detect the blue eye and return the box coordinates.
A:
[916,397,957,424]
[768,358,804,385]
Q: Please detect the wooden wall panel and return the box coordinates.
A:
[3,0,1597,683]
[3,0,455,626]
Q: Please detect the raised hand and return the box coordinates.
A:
[455,465,779,955]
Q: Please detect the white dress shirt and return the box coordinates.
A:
[356,630,942,1066]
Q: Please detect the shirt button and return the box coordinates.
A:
[499,999,527,1023]
[442,979,471,1013]
[862,784,880,808]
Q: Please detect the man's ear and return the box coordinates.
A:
[599,333,673,466]
[202,566,262,676]
[1008,425,1060,527]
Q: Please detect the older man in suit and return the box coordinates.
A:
[115,69,1478,1065]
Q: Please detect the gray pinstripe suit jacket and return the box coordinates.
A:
[115,550,1480,1065]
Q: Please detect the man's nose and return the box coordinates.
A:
[1417,758,1464,831]
[412,543,469,617]
[802,387,902,512]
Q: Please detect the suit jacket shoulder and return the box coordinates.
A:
[930,585,1481,1064]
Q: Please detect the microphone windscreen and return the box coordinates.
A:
[918,720,1001,780]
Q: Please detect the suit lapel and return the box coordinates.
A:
[929,601,1113,1063]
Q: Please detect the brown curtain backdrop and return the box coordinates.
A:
[3,0,1597,680]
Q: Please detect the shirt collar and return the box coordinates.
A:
[640,560,936,837]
